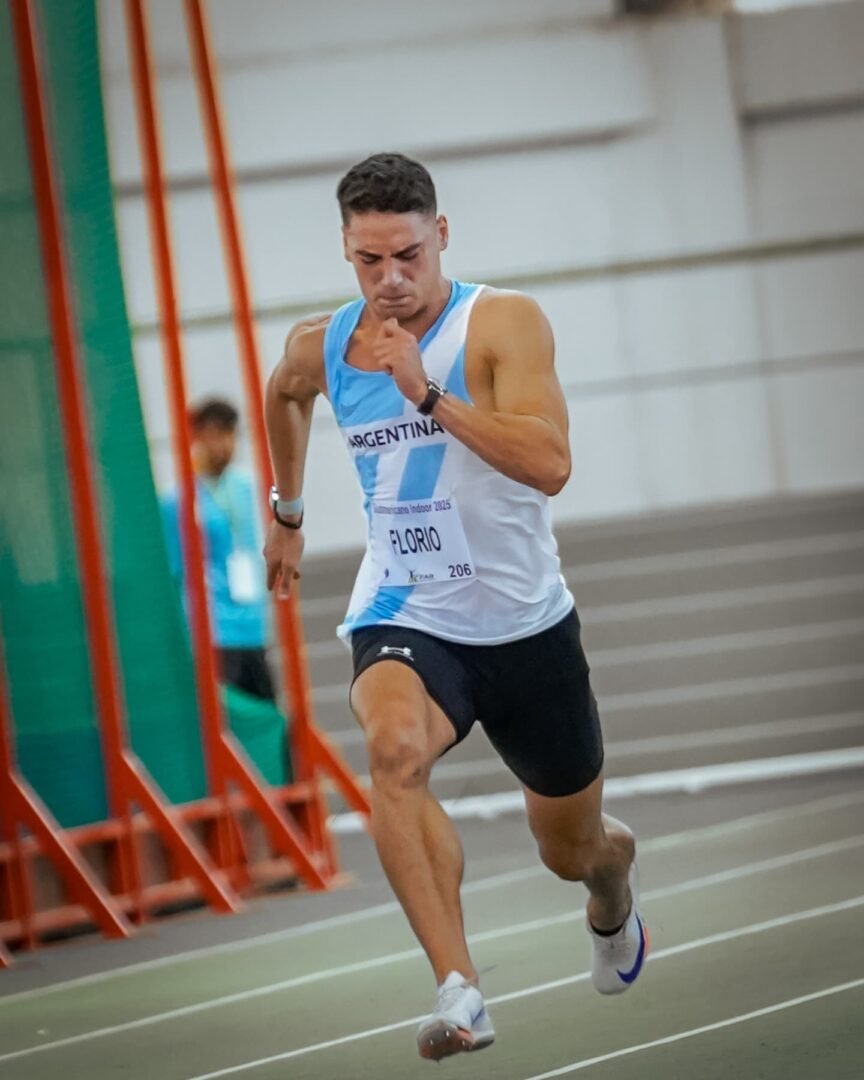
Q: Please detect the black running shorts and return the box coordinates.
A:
[350,608,604,797]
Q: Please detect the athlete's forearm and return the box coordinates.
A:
[430,394,570,496]
[264,368,315,499]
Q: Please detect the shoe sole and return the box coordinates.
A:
[417,1020,495,1061]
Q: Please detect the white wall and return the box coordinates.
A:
[98,0,864,554]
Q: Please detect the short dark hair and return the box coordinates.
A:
[336,153,437,223]
[189,397,238,431]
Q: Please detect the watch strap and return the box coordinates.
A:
[417,377,446,416]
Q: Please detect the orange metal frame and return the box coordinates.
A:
[182,0,371,826]
[1,0,370,963]
[124,0,331,891]
[0,632,131,967]
[7,0,242,957]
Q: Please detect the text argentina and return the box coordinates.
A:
[348,418,444,451]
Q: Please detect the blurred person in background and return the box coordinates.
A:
[161,396,275,702]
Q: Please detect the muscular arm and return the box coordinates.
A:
[265,316,328,500]
[432,292,571,495]
[263,315,328,594]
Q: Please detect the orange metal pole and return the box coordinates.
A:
[124,0,244,882]
[127,0,329,890]
[182,0,370,841]
[11,0,241,918]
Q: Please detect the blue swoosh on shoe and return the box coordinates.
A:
[617,919,646,984]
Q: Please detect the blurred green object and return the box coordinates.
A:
[223,686,291,786]
[0,0,290,827]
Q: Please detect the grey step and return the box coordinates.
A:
[589,620,864,697]
[580,576,864,651]
[553,498,864,568]
[568,542,864,608]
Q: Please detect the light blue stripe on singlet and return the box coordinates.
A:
[346,423,448,632]
[397,444,447,502]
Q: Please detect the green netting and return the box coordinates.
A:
[38,0,208,809]
[0,0,289,828]
[0,0,108,826]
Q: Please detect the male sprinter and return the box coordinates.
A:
[263,153,647,1061]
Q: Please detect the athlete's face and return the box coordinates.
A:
[342,211,448,323]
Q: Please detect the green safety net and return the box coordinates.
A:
[0,0,288,829]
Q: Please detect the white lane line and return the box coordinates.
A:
[521,977,864,1079]
[3,788,863,1008]
[317,661,864,720]
[331,746,864,833]
[389,712,864,787]
[181,896,864,1080]
[4,835,861,1063]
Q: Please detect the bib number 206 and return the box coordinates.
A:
[448,563,472,578]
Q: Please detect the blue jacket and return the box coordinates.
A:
[161,468,267,648]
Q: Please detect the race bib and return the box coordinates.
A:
[227,550,263,604]
[371,497,475,587]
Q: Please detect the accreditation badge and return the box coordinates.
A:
[371,497,475,587]
[226,550,264,604]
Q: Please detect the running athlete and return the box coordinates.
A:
[263,153,647,1061]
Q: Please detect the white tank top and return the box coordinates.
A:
[323,280,573,645]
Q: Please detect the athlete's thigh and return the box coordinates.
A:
[350,625,476,758]
[350,660,456,761]
[522,771,605,851]
[478,609,604,798]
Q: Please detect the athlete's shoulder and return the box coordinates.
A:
[469,287,552,349]
[283,312,331,360]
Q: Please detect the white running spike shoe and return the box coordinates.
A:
[588,860,649,994]
[416,970,496,1061]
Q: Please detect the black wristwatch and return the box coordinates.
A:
[269,487,304,529]
[417,376,447,416]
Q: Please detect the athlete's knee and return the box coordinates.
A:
[536,835,599,883]
[536,828,632,884]
[365,707,433,793]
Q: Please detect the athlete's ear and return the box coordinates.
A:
[437,215,449,253]
[341,225,351,262]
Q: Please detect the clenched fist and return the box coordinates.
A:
[373,319,427,407]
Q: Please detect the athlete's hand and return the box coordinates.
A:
[263,521,303,600]
[373,318,427,406]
